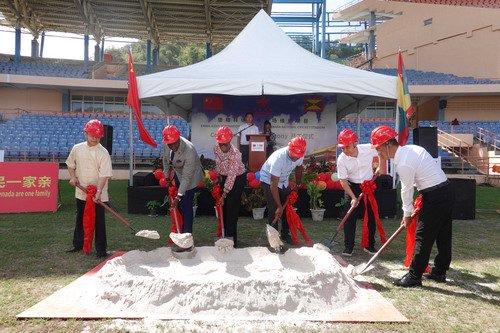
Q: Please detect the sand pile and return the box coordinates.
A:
[78,246,362,321]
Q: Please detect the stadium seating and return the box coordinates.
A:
[0,113,189,160]
[372,68,500,85]
[0,59,91,79]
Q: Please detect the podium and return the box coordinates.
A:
[247,134,268,172]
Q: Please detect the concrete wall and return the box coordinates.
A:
[371,1,500,79]
[0,87,62,114]
[444,96,500,120]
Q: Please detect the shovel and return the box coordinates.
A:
[76,184,159,239]
[266,202,286,253]
[168,202,195,251]
[214,198,234,252]
[322,194,362,250]
[349,208,419,277]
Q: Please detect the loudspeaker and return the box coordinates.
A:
[450,178,475,220]
[413,127,438,158]
[127,186,167,214]
[102,124,113,155]
[133,172,158,187]
[375,189,397,218]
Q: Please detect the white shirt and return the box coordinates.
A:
[337,143,378,184]
[260,147,304,189]
[394,145,447,217]
[237,123,259,145]
[66,142,113,202]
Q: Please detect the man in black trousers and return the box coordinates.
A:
[371,125,454,287]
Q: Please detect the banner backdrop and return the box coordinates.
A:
[191,94,337,158]
[0,162,59,213]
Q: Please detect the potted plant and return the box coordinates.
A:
[307,181,326,221]
[242,187,267,220]
[146,200,161,217]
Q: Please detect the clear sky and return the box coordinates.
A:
[0,0,355,60]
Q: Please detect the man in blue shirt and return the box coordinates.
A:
[260,136,306,244]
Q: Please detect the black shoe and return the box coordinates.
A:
[394,273,422,287]
[342,248,353,256]
[96,251,111,259]
[65,248,80,253]
[363,246,377,255]
[424,271,447,283]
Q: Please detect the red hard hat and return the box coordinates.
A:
[162,125,181,144]
[370,125,398,148]
[84,119,104,138]
[337,129,358,148]
[215,126,233,144]
[288,136,307,159]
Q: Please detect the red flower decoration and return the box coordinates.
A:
[153,169,165,181]
[246,172,256,182]
[208,170,218,182]
[159,178,167,188]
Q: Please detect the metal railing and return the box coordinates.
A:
[437,129,473,172]
[476,127,499,154]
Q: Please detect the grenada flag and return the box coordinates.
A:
[396,51,415,146]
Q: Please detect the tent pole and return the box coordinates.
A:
[129,107,134,186]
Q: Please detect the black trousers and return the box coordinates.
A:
[261,182,290,238]
[240,145,249,167]
[221,173,246,246]
[343,182,376,250]
[73,198,107,254]
[410,182,454,278]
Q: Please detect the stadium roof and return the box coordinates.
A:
[0,0,272,44]
[388,0,500,9]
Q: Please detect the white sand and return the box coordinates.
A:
[134,229,160,239]
[78,246,362,321]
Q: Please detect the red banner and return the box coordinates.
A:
[0,162,59,213]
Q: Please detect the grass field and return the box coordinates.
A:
[0,181,499,332]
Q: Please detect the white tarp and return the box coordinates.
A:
[137,10,396,100]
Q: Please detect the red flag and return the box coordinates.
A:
[127,52,157,148]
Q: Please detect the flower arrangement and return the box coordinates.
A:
[241,171,266,211]
[306,180,326,210]
[197,169,218,191]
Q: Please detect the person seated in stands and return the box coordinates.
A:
[237,112,259,167]
[263,120,277,158]
[162,125,203,234]
[213,126,246,247]
[451,118,460,133]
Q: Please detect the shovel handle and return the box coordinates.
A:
[76,183,137,233]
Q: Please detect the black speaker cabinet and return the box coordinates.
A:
[450,178,475,220]
[102,124,113,155]
[133,172,158,187]
[127,186,168,214]
[413,127,438,158]
[375,189,397,218]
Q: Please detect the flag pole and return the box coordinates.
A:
[129,106,134,186]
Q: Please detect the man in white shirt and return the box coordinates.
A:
[237,112,259,167]
[336,129,380,256]
[371,125,453,287]
[65,119,113,258]
[260,136,305,244]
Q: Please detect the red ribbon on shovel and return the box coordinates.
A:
[82,185,97,254]
[284,191,312,247]
[404,194,431,273]
[360,179,387,248]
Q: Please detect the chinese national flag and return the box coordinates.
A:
[127,52,157,148]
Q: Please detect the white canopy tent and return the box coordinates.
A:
[137,9,397,121]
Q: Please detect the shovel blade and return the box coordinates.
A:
[266,224,284,252]
[169,232,194,249]
[135,229,160,239]
[215,238,234,252]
